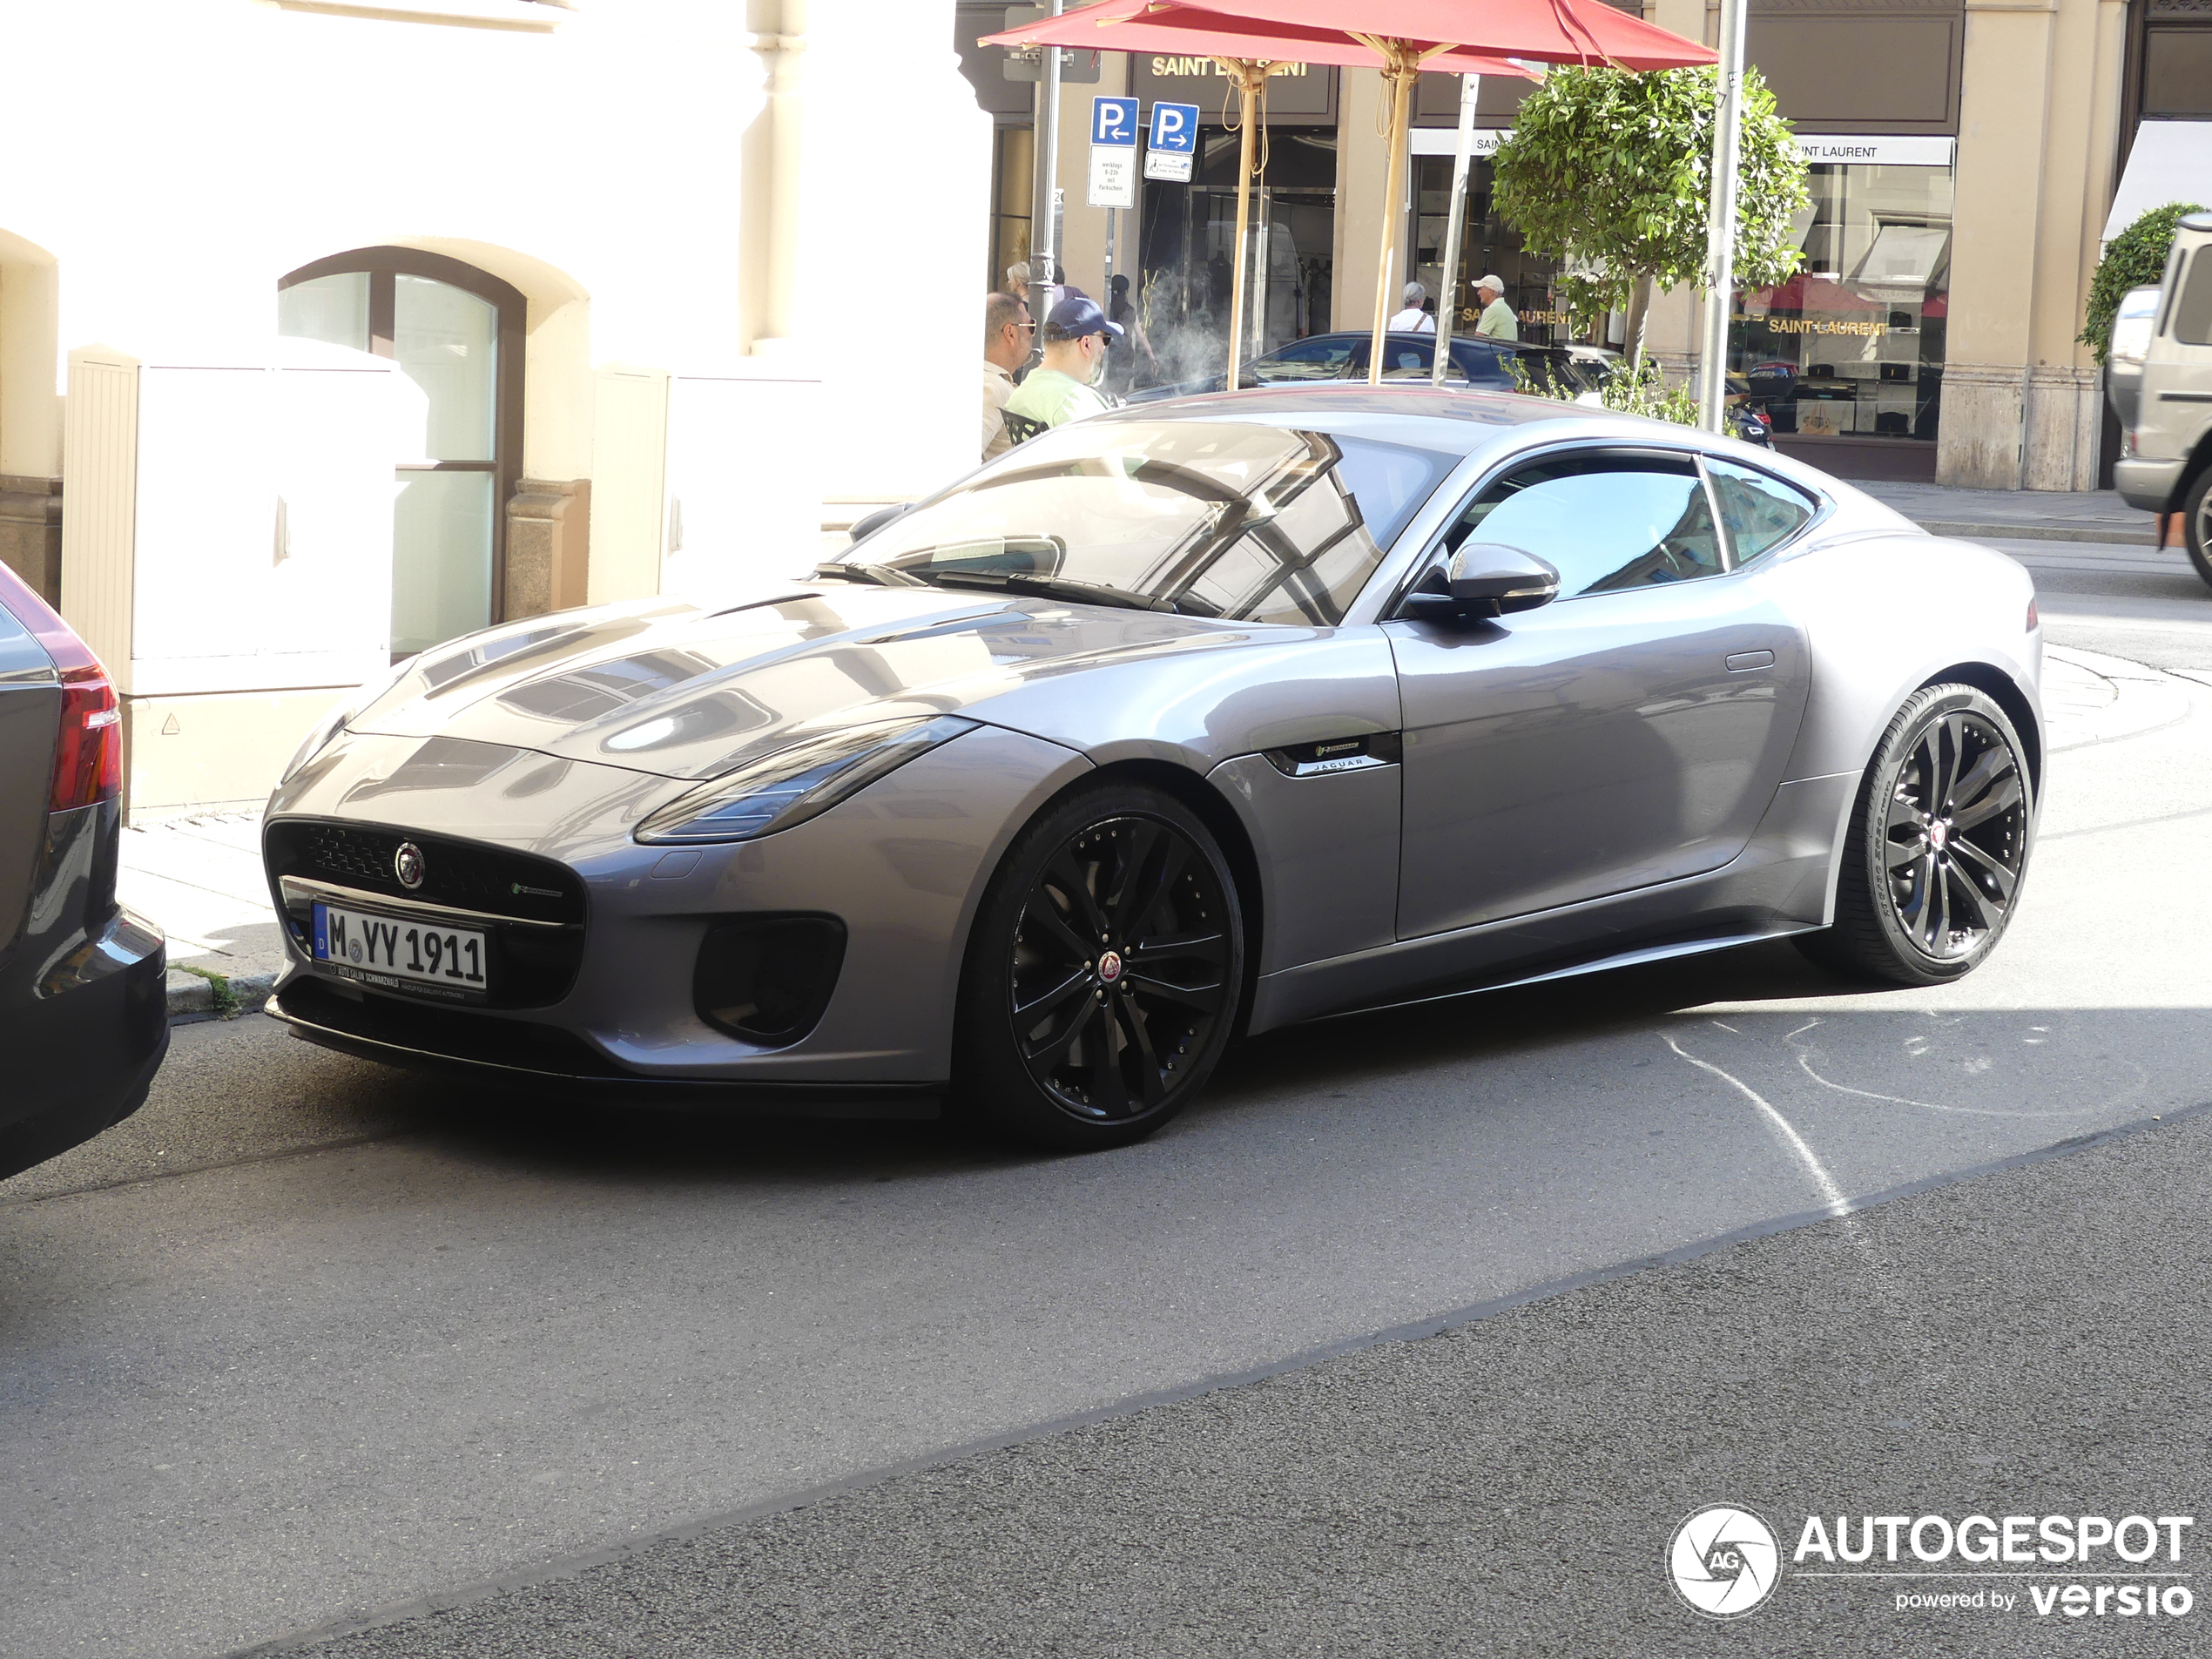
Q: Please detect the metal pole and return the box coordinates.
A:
[1028,0,1064,357]
[1431,73,1480,386]
[1225,63,1258,391]
[1369,57,1416,386]
[1696,0,1749,432]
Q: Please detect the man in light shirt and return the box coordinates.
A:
[981,291,1031,462]
[1474,274,1520,341]
[1386,280,1436,334]
[1003,295,1123,431]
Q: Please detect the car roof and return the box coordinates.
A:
[1266,330,1514,353]
[1094,385,1670,456]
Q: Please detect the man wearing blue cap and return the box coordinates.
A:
[1004,295,1123,431]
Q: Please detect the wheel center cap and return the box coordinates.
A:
[1096,949,1124,984]
[1929,820,1949,852]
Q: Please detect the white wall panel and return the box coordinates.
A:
[58,347,140,690]
[588,365,668,604]
[659,369,820,604]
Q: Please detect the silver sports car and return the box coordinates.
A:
[264,389,2041,1150]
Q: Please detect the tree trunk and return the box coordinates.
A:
[1623,273,1655,377]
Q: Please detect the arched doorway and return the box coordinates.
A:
[279,247,523,656]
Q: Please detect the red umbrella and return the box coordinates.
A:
[1005,0,1716,384]
[983,2,1534,390]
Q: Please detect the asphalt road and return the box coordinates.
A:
[4,536,2210,1659]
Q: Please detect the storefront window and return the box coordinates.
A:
[1136,126,1336,386]
[1410,152,1568,343]
[1731,160,1954,448]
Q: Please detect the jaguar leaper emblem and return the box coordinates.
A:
[394,842,427,890]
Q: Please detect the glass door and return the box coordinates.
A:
[280,248,523,657]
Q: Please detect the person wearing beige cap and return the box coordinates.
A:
[1473,274,1519,341]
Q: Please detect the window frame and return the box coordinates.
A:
[279,246,527,638]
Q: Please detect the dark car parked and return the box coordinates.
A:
[0,563,166,1180]
[1130,331,1590,402]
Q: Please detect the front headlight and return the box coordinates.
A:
[635,715,979,846]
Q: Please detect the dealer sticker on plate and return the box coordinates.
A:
[313,901,489,1000]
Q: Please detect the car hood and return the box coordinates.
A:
[344,584,1267,780]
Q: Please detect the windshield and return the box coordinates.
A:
[844,421,1450,625]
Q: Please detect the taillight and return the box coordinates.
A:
[2027,598,2040,633]
[51,665,122,811]
[0,561,125,813]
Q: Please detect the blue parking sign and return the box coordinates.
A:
[1145,100,1199,182]
[1092,96,1137,147]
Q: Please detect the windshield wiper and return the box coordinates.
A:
[812,562,929,589]
[921,570,1181,614]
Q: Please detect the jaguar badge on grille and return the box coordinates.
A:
[394,842,427,890]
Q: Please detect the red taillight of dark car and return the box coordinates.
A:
[0,562,124,811]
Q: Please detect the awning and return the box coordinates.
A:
[2103,120,2212,244]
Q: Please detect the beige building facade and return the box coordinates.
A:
[0,0,990,821]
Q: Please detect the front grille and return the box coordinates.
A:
[264,818,587,1008]
[264,819,585,925]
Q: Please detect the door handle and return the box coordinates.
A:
[1725,650,1776,672]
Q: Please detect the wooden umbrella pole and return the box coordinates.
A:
[1368,48,1419,386]
[1223,58,1261,393]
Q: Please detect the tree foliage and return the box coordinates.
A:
[1491,65,1809,347]
[2080,201,2205,365]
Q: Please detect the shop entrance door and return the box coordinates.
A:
[279,247,523,657]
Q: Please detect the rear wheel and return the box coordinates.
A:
[953,782,1244,1151]
[2183,468,2212,591]
[1797,685,2033,987]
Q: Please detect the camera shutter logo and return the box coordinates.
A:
[1669,1505,1780,1618]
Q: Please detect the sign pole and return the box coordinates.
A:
[1696,0,1749,431]
[1431,73,1481,386]
[1028,0,1064,359]
[1224,61,1262,394]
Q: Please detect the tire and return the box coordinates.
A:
[953,781,1245,1151]
[1796,685,2033,987]
[2184,467,2212,592]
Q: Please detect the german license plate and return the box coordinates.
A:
[313,901,488,1000]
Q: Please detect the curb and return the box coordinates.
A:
[166,967,277,1025]
[2042,644,2198,752]
[1912,516,2159,548]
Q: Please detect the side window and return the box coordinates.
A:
[1377,339,1435,380]
[1444,453,1724,597]
[1452,343,1515,389]
[1253,337,1358,381]
[2175,246,2212,347]
[1707,459,1816,565]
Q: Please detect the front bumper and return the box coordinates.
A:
[2114,455,2186,515]
[262,723,1091,1090]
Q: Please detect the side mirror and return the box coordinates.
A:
[848,502,915,545]
[1399,543,1559,621]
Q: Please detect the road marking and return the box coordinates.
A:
[1659,1031,1847,1217]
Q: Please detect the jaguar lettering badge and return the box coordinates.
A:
[394,841,427,890]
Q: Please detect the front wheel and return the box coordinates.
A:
[953,783,1244,1151]
[2182,468,2212,591]
[1797,685,2033,987]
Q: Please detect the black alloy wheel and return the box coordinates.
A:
[2183,469,2212,591]
[1798,685,2033,987]
[955,783,1244,1150]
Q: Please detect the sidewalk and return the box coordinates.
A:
[1855,480,2159,546]
[122,648,2187,1024]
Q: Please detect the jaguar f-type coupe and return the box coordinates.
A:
[264,388,2041,1149]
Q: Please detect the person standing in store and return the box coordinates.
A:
[1388,280,1437,334]
[1004,295,1123,431]
[1474,274,1520,341]
[981,291,1033,462]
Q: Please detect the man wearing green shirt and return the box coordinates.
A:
[1474,274,1519,341]
[1004,295,1123,432]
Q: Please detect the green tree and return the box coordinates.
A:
[1491,64,1809,370]
[2080,201,2206,365]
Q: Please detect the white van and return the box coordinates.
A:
[2113,209,2212,587]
